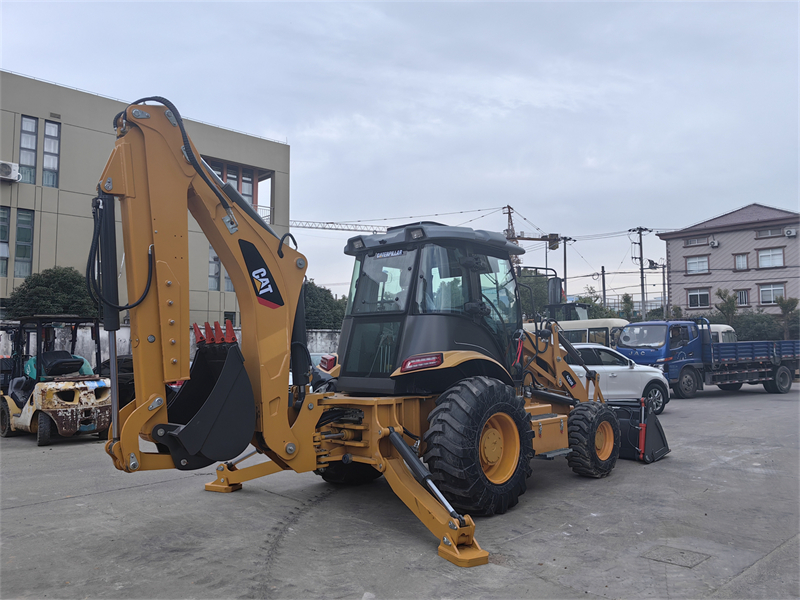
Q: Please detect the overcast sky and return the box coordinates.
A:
[2,1,798,301]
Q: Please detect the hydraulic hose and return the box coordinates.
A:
[114,96,233,214]
[85,194,154,311]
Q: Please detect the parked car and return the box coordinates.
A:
[566,343,671,414]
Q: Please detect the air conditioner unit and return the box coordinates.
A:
[710,240,720,248]
[0,161,21,182]
[785,228,797,238]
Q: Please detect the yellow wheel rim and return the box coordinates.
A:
[479,413,520,484]
[595,420,614,461]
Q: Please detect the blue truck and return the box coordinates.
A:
[614,318,799,398]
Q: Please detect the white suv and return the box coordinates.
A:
[567,343,671,414]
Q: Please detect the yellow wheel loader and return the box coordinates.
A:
[88,97,668,567]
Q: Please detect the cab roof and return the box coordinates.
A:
[344,222,524,257]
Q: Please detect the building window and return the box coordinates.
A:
[224,270,234,292]
[206,159,223,179]
[226,165,239,191]
[684,237,708,247]
[209,245,220,291]
[686,256,709,274]
[759,284,785,305]
[736,290,749,306]
[734,254,748,271]
[42,121,61,188]
[14,209,34,278]
[0,207,9,277]
[241,168,254,206]
[224,311,236,327]
[19,116,37,184]
[201,158,259,208]
[757,248,784,269]
[688,288,710,308]
[756,228,783,238]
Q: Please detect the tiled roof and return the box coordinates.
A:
[658,203,799,238]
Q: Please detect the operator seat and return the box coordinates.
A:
[39,351,84,377]
[8,376,34,409]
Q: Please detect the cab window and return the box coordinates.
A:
[347,249,417,315]
[415,245,467,314]
[669,325,690,349]
[478,254,520,329]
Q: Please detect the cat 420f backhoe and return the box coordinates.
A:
[89,97,668,568]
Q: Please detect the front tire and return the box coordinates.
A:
[673,368,698,399]
[644,382,668,415]
[567,402,620,478]
[1,402,19,437]
[772,366,793,394]
[36,412,52,446]
[423,377,533,516]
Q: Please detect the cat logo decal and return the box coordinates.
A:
[239,240,284,309]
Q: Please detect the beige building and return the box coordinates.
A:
[658,204,800,316]
[0,71,290,327]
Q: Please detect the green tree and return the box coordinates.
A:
[304,280,346,330]
[775,296,799,341]
[6,266,97,318]
[575,286,619,319]
[671,306,683,319]
[621,294,635,322]
[732,309,782,341]
[714,288,738,325]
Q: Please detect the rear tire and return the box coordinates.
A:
[773,366,793,394]
[36,412,52,446]
[717,383,743,392]
[1,401,19,437]
[96,428,109,440]
[315,461,382,485]
[643,382,668,415]
[423,377,533,516]
[567,402,620,478]
[673,368,698,399]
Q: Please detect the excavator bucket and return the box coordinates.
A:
[607,398,670,463]
[152,322,256,470]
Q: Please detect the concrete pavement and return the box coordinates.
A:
[1,385,798,599]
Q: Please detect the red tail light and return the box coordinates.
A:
[401,353,443,373]
[320,354,337,370]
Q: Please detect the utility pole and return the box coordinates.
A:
[629,227,652,318]
[561,236,573,298]
[601,266,606,307]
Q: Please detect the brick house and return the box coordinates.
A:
[657,204,800,316]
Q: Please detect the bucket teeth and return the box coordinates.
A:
[193,323,206,345]
[213,321,224,344]
[204,322,215,344]
[224,319,237,343]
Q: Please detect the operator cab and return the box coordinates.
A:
[336,222,524,395]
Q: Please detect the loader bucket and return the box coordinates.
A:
[152,340,256,470]
[607,399,670,463]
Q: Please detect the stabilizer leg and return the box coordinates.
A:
[205,452,288,492]
[382,458,488,567]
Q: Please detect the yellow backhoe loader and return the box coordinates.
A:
[88,97,668,567]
